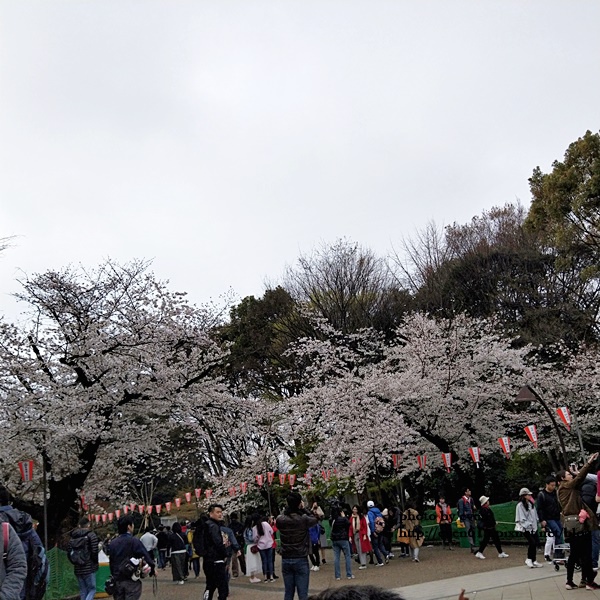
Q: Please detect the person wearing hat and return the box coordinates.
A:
[515,487,543,568]
[474,496,508,560]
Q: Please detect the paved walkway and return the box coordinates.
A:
[396,566,598,600]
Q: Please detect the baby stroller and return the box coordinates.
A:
[552,543,581,572]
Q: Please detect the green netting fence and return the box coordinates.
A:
[45,548,110,600]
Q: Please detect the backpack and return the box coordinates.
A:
[374,516,385,533]
[22,531,49,600]
[243,527,255,545]
[0,511,49,600]
[192,518,209,557]
[67,533,91,566]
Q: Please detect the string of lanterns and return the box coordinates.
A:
[82,406,573,522]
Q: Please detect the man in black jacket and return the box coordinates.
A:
[276,492,318,600]
[536,476,563,560]
[203,504,228,600]
[69,517,99,600]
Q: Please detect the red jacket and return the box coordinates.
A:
[349,515,372,554]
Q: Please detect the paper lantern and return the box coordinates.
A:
[524,424,538,448]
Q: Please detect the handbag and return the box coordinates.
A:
[250,544,259,554]
[563,514,585,536]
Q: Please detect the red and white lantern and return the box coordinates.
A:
[256,474,264,487]
[288,474,297,487]
[165,502,172,512]
[267,472,275,485]
[469,447,481,468]
[102,514,107,523]
[175,498,181,508]
[108,512,114,522]
[115,509,121,519]
[391,453,401,470]
[195,488,202,499]
[279,474,287,485]
[205,489,213,499]
[185,492,192,503]
[442,452,452,473]
[321,470,330,481]
[417,455,427,470]
[18,460,34,482]
[557,407,571,431]
[130,503,136,512]
[524,424,538,448]
[228,487,236,497]
[138,504,145,514]
[94,514,101,524]
[146,505,153,515]
[155,505,162,514]
[498,436,511,458]
[240,482,248,494]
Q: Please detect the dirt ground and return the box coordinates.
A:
[141,543,540,599]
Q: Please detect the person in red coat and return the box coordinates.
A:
[349,505,372,570]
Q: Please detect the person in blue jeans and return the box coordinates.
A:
[536,476,564,560]
[330,508,354,581]
[276,492,318,600]
[366,501,387,566]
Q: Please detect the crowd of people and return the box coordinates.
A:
[61,452,599,600]
[1,452,598,600]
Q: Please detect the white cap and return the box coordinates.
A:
[367,500,375,508]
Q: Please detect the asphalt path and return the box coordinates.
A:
[140,544,544,600]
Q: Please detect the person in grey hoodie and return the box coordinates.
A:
[515,487,543,568]
[0,518,27,600]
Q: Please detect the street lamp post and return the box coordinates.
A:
[515,385,569,469]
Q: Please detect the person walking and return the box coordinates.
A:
[515,488,543,568]
[556,453,599,591]
[155,525,168,570]
[330,507,354,581]
[474,496,508,560]
[168,522,188,584]
[276,492,319,600]
[536,475,564,561]
[435,495,453,550]
[106,515,155,600]
[457,488,477,553]
[349,505,371,570]
[203,504,229,600]
[187,524,200,578]
[68,516,99,600]
[228,513,246,578]
[403,503,424,563]
[0,517,26,600]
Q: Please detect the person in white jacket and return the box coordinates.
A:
[515,487,543,568]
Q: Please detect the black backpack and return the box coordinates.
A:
[0,511,49,600]
[192,518,208,557]
[67,533,91,566]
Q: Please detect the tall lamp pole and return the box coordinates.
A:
[515,385,569,469]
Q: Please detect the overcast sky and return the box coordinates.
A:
[1,1,599,321]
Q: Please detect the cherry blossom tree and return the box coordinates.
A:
[0,260,247,541]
